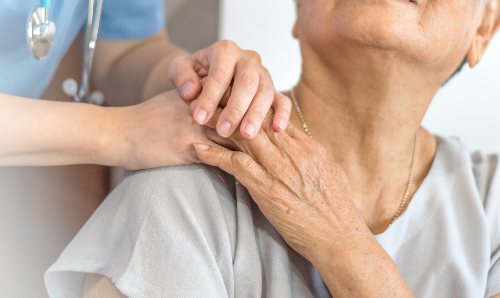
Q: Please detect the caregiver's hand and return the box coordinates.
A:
[105,90,210,171]
[194,110,414,297]
[167,40,292,139]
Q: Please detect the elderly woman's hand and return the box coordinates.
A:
[194,106,415,297]
[194,105,369,263]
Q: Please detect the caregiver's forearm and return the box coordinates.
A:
[314,235,414,298]
[93,31,187,106]
[0,94,113,166]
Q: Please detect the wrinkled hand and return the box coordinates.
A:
[167,40,292,139]
[194,111,368,264]
[106,90,212,171]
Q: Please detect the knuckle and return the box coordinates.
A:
[245,50,262,64]
[238,72,259,94]
[170,55,189,70]
[224,105,247,122]
[261,67,271,78]
[247,109,267,123]
[198,98,218,110]
[210,69,231,87]
[218,150,232,167]
[171,55,186,65]
[235,153,254,170]
[262,176,274,189]
[261,84,276,99]
[217,40,238,51]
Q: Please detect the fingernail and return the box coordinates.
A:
[181,81,195,98]
[194,143,210,151]
[243,123,256,137]
[278,119,287,131]
[195,109,208,124]
[218,121,232,137]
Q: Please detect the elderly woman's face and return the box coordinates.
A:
[296,0,489,77]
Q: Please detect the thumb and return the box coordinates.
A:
[194,143,267,189]
[167,56,203,100]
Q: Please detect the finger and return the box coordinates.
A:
[189,139,220,164]
[216,59,262,137]
[230,121,282,171]
[219,86,233,108]
[194,143,270,191]
[272,93,292,133]
[166,56,203,101]
[192,42,240,125]
[238,71,275,139]
[207,108,280,167]
[204,108,223,130]
[204,128,239,151]
[286,121,310,142]
[189,99,198,114]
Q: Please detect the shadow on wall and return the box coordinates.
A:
[165,0,220,52]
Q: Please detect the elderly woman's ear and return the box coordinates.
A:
[292,22,298,39]
[467,0,500,67]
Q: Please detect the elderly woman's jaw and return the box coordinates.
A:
[295,0,500,89]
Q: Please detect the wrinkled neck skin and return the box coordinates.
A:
[293,41,442,232]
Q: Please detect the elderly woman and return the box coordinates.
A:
[45,0,500,297]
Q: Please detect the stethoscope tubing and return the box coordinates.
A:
[77,0,104,103]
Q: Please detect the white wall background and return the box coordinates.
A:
[220,0,500,153]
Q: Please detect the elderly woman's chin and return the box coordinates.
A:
[300,1,471,62]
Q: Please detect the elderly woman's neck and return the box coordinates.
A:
[294,63,437,172]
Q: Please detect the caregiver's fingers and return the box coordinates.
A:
[272,93,292,133]
[191,41,241,125]
[203,107,223,130]
[194,143,270,192]
[236,70,276,139]
[166,55,203,101]
[215,60,261,137]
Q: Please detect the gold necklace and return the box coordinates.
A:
[290,87,417,225]
[290,88,313,137]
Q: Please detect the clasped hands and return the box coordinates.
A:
[168,40,370,268]
[104,40,291,171]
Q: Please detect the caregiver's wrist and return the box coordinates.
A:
[92,106,125,168]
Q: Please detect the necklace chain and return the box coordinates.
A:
[290,88,313,137]
[290,87,417,225]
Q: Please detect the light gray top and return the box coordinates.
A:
[45,136,500,298]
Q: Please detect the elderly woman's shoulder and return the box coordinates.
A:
[435,136,499,208]
[113,164,237,213]
[470,151,500,203]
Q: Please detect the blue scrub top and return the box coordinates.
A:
[0,0,165,98]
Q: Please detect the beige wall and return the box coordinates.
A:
[166,0,219,52]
